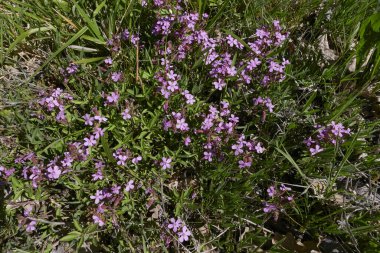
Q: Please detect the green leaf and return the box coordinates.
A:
[60,231,81,242]
[52,0,70,12]
[67,45,98,52]
[101,132,116,163]
[81,35,106,45]
[94,0,107,17]
[73,219,83,232]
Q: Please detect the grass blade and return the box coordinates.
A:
[73,1,104,42]
[6,26,55,55]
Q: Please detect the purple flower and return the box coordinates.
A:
[130,34,140,46]
[104,57,113,65]
[95,161,105,169]
[267,186,276,197]
[263,203,277,213]
[90,190,104,204]
[280,184,291,192]
[92,170,103,181]
[83,114,94,126]
[62,153,73,167]
[330,121,346,137]
[176,118,189,131]
[232,144,244,156]
[93,127,104,139]
[213,78,226,90]
[93,215,105,226]
[167,80,179,92]
[111,72,122,82]
[132,156,142,164]
[256,29,270,39]
[122,108,132,120]
[112,185,121,194]
[203,151,213,161]
[182,90,195,105]
[106,91,119,104]
[168,218,182,232]
[304,137,315,147]
[94,115,108,123]
[84,135,97,147]
[226,35,243,49]
[117,154,128,166]
[26,220,37,232]
[247,58,261,70]
[66,63,78,75]
[125,180,135,192]
[154,0,164,6]
[163,119,172,131]
[238,160,251,168]
[47,165,61,179]
[178,226,191,242]
[184,136,191,146]
[160,157,172,170]
[310,145,323,156]
[255,143,265,153]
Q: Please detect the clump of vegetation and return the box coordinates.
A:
[0,0,379,252]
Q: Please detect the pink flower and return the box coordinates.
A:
[104,57,113,65]
[125,180,135,192]
[263,203,277,213]
[267,186,276,197]
[176,118,189,131]
[310,145,323,156]
[112,185,121,194]
[84,135,97,147]
[83,114,94,126]
[111,72,122,82]
[184,136,191,146]
[90,190,104,204]
[132,156,142,164]
[92,170,103,181]
[178,226,191,242]
[213,78,226,90]
[168,218,182,232]
[93,127,104,139]
[26,220,37,232]
[106,92,119,104]
[93,215,105,226]
[160,157,172,170]
[47,166,61,179]
[122,108,132,120]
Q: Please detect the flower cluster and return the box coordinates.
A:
[113,148,142,166]
[5,0,297,248]
[253,97,275,113]
[17,204,38,233]
[91,179,136,227]
[0,165,15,179]
[232,135,265,168]
[60,63,79,82]
[305,121,351,155]
[167,217,192,243]
[37,88,73,123]
[263,184,294,215]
